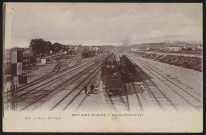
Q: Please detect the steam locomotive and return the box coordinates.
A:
[101,53,137,96]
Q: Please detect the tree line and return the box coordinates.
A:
[29,38,68,57]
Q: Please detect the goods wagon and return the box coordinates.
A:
[119,55,136,83]
[82,50,96,58]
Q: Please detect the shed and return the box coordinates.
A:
[41,59,46,64]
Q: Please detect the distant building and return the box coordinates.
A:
[182,45,200,51]
[5,49,11,63]
[131,47,139,51]
[83,46,90,51]
[88,46,92,51]
[73,45,83,52]
[24,48,33,56]
[59,49,64,53]
[197,44,203,50]
[191,47,196,51]
[41,59,46,64]
[165,47,182,51]
[145,48,150,51]
[63,51,67,54]
[22,48,33,66]
[74,46,79,51]
[5,47,35,72]
[92,47,100,51]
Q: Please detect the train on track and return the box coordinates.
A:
[119,55,136,83]
[101,53,137,96]
[81,50,96,58]
[101,53,123,95]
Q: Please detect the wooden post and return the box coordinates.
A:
[7,88,8,110]
[15,84,17,110]
[11,81,15,110]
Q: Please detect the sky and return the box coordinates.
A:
[4,3,203,48]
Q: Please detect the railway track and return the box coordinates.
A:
[16,54,110,110]
[136,58,202,111]
[53,57,80,72]
[52,58,63,72]
[47,63,103,111]
[16,57,104,102]
[61,67,101,111]
[21,56,108,111]
[131,82,143,111]
[119,94,130,111]
[4,56,81,95]
[127,54,202,111]
[17,56,81,89]
[104,89,117,112]
[138,58,202,103]
[125,87,130,111]
[4,54,109,109]
[5,54,106,98]
[127,55,178,111]
[104,88,130,112]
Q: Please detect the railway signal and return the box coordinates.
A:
[9,50,23,110]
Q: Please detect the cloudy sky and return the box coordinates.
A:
[5,3,202,48]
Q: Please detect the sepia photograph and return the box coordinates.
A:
[3,2,203,132]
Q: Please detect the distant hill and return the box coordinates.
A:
[131,42,166,49]
[130,42,202,49]
[93,45,115,50]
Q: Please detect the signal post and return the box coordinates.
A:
[10,49,23,110]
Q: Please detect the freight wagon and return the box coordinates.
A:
[81,50,96,58]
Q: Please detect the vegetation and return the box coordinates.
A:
[29,38,68,57]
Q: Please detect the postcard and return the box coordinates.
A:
[3,3,203,132]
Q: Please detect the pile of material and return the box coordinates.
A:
[134,52,202,72]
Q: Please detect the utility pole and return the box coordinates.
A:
[10,77,16,110]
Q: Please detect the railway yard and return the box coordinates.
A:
[4,52,203,113]
[3,4,203,132]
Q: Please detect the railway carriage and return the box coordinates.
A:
[81,50,96,58]
[119,55,136,83]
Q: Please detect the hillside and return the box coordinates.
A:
[130,41,202,49]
